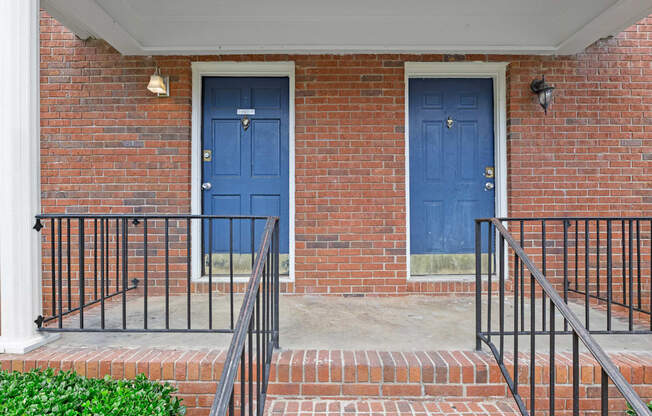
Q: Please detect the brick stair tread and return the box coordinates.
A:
[265,399,520,415]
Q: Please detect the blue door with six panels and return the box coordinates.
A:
[202,77,289,255]
[409,78,494,254]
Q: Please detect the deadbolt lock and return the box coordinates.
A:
[203,150,212,162]
[484,166,495,178]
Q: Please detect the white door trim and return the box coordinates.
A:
[190,61,295,282]
[404,62,508,280]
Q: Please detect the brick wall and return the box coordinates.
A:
[39,11,652,297]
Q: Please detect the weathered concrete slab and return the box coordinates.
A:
[49,295,651,353]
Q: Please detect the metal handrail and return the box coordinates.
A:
[36,214,271,220]
[480,218,650,415]
[210,217,279,416]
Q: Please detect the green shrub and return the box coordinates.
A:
[0,368,185,415]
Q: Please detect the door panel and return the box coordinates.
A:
[202,77,289,264]
[409,78,494,274]
[211,120,241,176]
[251,120,281,177]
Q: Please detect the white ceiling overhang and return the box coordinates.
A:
[42,0,652,55]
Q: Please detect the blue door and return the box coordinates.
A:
[202,77,289,257]
[409,78,494,257]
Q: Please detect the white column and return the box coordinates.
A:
[0,0,57,353]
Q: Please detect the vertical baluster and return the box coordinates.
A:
[230,218,234,330]
[636,219,641,310]
[144,218,148,330]
[575,220,578,292]
[51,218,56,317]
[585,220,589,330]
[274,220,280,348]
[122,218,128,330]
[165,218,170,330]
[600,369,608,416]
[513,251,519,394]
[277,221,281,347]
[79,218,85,329]
[487,221,493,343]
[269,222,273,345]
[100,219,105,329]
[58,218,63,328]
[267,226,272,355]
[530,272,535,416]
[596,220,600,299]
[262,250,267,383]
[499,232,505,363]
[628,219,633,331]
[267,245,272,382]
[572,331,579,416]
[475,220,482,351]
[542,220,546,332]
[270,230,274,349]
[621,220,626,308]
[240,345,245,416]
[549,299,555,416]
[105,218,109,295]
[271,224,275,348]
[248,317,253,416]
[563,220,568,332]
[93,218,98,300]
[520,221,524,332]
[256,287,261,416]
[607,220,612,331]
[208,218,213,330]
[187,218,191,330]
[115,218,119,293]
[67,218,71,311]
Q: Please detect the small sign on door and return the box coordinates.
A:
[236,109,255,115]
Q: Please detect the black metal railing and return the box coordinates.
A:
[496,217,651,332]
[33,214,274,333]
[475,218,651,416]
[210,217,280,416]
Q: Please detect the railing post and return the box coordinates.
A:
[475,220,482,351]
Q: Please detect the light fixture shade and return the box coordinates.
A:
[538,88,553,108]
[530,75,555,114]
[147,68,169,96]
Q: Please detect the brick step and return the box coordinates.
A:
[2,346,650,415]
[268,350,511,399]
[265,399,520,415]
[266,349,652,400]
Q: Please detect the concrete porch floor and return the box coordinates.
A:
[49,294,652,353]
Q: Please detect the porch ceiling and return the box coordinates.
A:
[43,0,652,56]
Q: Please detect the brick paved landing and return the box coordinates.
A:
[265,399,520,415]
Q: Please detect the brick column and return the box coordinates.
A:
[0,0,57,353]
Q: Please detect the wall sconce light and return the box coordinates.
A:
[530,75,554,114]
[147,67,169,97]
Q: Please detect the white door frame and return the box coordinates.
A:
[190,61,295,282]
[404,62,508,280]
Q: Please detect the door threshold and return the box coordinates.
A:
[409,273,496,282]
